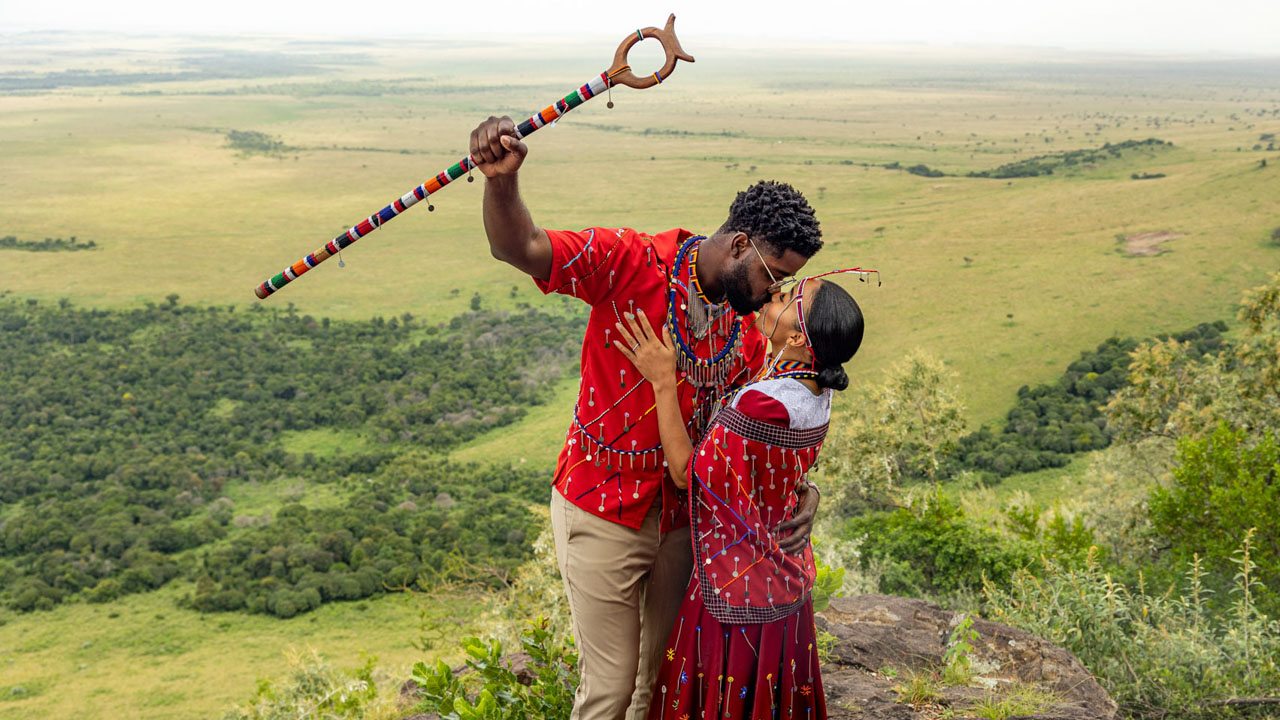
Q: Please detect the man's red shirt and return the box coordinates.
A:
[535,227,767,532]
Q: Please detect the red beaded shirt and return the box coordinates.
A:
[535,227,767,532]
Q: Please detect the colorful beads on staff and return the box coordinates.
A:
[515,71,614,137]
[254,68,623,299]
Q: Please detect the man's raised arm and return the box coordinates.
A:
[471,116,553,282]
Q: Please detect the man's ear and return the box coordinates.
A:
[729,232,750,258]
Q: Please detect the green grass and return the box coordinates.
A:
[893,668,943,706]
[218,475,350,516]
[966,682,1062,719]
[955,454,1095,516]
[0,584,485,720]
[278,426,376,459]
[209,397,241,419]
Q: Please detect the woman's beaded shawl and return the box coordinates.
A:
[687,377,830,624]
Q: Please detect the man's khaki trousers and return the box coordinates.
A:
[551,491,693,720]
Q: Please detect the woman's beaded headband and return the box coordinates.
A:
[794,267,879,352]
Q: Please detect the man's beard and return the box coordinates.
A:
[723,261,766,315]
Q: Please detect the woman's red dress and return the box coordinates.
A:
[647,380,830,720]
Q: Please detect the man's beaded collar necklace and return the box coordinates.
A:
[666,234,744,387]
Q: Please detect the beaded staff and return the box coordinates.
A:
[253,15,694,300]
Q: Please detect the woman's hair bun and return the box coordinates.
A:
[802,280,862,393]
[816,364,849,391]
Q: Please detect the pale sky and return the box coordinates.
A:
[2,0,1278,56]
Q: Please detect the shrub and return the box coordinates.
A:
[1148,423,1280,616]
[905,164,945,178]
[1105,272,1280,445]
[271,594,298,619]
[8,579,65,612]
[411,617,578,720]
[842,489,1038,597]
[222,651,392,720]
[225,129,293,157]
[87,578,122,603]
[942,613,979,685]
[811,552,845,613]
[983,538,1280,718]
[210,589,247,611]
[817,351,965,510]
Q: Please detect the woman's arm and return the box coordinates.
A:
[649,374,692,489]
[613,310,692,488]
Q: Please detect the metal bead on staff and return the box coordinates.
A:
[253,14,695,300]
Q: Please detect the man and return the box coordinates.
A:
[469,115,824,720]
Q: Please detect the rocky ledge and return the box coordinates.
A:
[818,594,1115,719]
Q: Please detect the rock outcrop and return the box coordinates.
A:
[817,594,1116,719]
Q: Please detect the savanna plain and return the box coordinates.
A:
[1,31,1278,719]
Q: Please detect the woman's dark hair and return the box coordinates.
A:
[803,280,864,391]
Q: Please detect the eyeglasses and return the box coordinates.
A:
[747,237,797,294]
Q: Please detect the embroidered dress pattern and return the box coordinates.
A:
[648,375,831,720]
[691,381,828,625]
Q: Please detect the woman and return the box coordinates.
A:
[615,271,865,720]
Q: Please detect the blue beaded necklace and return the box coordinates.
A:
[666,235,742,386]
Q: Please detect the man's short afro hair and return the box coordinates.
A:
[717,180,822,258]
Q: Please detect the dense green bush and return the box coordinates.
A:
[840,482,1111,601]
[0,299,582,611]
[0,235,97,252]
[905,164,945,177]
[188,460,543,618]
[816,351,967,513]
[842,491,1039,597]
[942,322,1226,480]
[968,138,1171,179]
[226,129,294,156]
